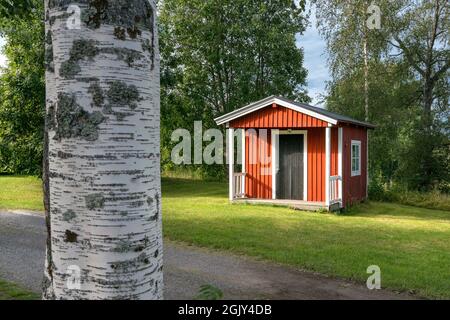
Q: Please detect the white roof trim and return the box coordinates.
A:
[214,96,338,126]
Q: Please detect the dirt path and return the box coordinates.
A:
[0,211,415,300]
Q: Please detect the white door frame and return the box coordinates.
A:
[271,130,308,201]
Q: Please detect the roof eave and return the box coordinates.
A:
[214,96,339,126]
[337,120,377,129]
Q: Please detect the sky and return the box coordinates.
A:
[0,6,330,105]
[297,7,330,107]
[0,37,7,72]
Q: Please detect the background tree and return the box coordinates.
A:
[0,0,44,175]
[314,0,449,191]
[42,0,163,299]
[384,0,449,190]
[159,0,310,177]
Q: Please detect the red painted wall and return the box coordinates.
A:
[245,129,272,199]
[342,126,368,207]
[234,104,368,205]
[231,105,329,128]
[307,128,325,202]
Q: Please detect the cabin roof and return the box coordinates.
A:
[214,96,376,129]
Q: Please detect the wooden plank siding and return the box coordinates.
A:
[342,125,368,207]
[233,104,345,204]
[245,129,272,199]
[230,105,329,128]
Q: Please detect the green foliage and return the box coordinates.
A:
[316,0,449,192]
[0,0,44,175]
[369,179,450,212]
[0,0,35,19]
[159,0,310,177]
[195,284,224,300]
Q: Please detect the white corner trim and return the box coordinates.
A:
[366,132,369,198]
[242,129,246,195]
[228,128,234,201]
[338,127,343,206]
[325,127,331,206]
[271,130,308,201]
[271,129,279,200]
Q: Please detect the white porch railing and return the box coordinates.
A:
[233,173,246,199]
[329,175,342,205]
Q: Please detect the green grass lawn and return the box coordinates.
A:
[0,279,39,300]
[161,178,450,299]
[1,176,449,299]
[0,176,44,211]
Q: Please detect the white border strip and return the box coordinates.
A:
[338,127,343,207]
[325,128,331,206]
[228,128,234,201]
[271,130,308,201]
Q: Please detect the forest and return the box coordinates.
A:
[0,0,449,200]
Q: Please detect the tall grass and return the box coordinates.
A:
[369,182,450,212]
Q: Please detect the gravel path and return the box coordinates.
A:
[0,211,415,300]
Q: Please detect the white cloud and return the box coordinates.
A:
[296,6,330,107]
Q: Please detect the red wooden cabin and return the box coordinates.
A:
[215,96,375,211]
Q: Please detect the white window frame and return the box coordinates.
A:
[351,140,361,177]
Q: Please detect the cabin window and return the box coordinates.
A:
[351,140,361,177]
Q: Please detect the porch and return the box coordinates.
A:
[231,172,342,212]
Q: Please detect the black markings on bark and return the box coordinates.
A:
[155,193,160,213]
[57,151,73,159]
[49,171,75,181]
[52,93,105,141]
[110,253,150,271]
[47,104,56,130]
[147,192,160,221]
[64,230,78,243]
[113,237,147,253]
[101,48,144,67]
[45,31,54,72]
[51,151,118,161]
[85,193,106,210]
[142,39,155,70]
[114,27,126,40]
[83,0,109,28]
[43,98,55,299]
[126,26,141,39]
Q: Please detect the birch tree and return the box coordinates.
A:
[313,0,388,122]
[43,0,163,300]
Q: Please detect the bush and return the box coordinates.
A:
[368,180,450,211]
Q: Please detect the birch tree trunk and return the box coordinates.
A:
[43,0,163,300]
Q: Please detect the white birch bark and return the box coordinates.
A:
[43,0,163,300]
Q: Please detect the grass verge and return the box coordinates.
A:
[0,279,39,300]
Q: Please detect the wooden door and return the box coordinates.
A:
[276,135,304,200]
